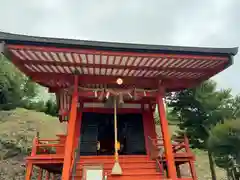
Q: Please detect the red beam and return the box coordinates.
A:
[75,90,157,99]
[28,72,159,88]
[29,72,199,85]
[80,98,156,104]
[83,108,142,114]
[45,75,198,93]
[8,44,228,61]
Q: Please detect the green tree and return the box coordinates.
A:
[168,80,233,180]
[154,100,178,125]
[45,99,58,117]
[23,100,46,112]
[0,55,39,110]
[208,119,240,179]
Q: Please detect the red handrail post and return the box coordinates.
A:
[184,134,197,180]
[25,137,38,180]
[31,136,38,156]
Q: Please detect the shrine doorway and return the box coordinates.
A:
[79,112,146,156]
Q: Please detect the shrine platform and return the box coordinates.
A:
[25,134,196,179]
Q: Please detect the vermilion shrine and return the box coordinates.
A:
[0,31,238,180]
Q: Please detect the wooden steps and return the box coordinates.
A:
[71,155,164,180]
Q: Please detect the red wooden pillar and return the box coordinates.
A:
[156,87,177,179]
[25,162,33,180]
[148,103,157,138]
[62,76,79,180]
[143,106,157,156]
[142,110,150,155]
[74,103,83,149]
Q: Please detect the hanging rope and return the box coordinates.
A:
[114,97,118,161]
[111,96,123,175]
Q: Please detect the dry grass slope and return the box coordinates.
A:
[0,108,64,180]
[0,108,227,180]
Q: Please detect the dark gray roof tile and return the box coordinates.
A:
[0,31,238,56]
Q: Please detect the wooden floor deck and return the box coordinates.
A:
[25,135,196,179]
[25,153,194,176]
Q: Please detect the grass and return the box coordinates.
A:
[0,108,64,159]
[0,108,64,139]
[0,108,227,180]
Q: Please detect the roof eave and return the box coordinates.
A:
[0,31,238,57]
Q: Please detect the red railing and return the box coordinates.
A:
[149,135,193,155]
[30,135,66,156]
[70,137,81,179]
[148,134,196,179]
[147,136,165,176]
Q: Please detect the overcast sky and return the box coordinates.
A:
[0,0,239,95]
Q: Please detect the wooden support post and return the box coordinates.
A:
[176,164,181,178]
[184,135,197,180]
[51,173,55,180]
[37,168,43,180]
[156,86,177,179]
[62,76,79,180]
[25,162,33,180]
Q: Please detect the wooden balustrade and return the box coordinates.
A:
[147,136,165,176]
[30,134,67,156]
[150,135,191,154]
[148,135,196,179]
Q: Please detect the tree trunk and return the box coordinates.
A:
[207,149,217,180]
[227,168,233,180]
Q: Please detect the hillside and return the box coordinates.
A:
[0,108,226,179]
[0,108,64,180]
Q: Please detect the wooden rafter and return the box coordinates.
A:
[1,43,232,93]
[20,61,220,73]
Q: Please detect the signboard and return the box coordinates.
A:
[82,165,103,180]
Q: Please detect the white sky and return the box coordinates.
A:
[0,0,239,96]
